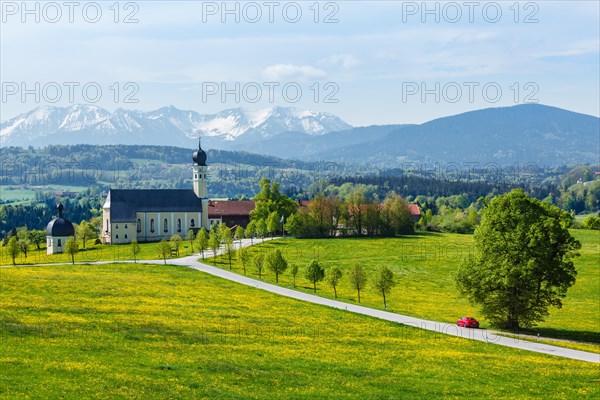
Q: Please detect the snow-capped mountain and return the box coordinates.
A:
[0,105,352,148]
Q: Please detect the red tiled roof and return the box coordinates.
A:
[208,200,256,217]
[408,203,421,216]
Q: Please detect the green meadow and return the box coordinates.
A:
[2,229,597,346]
[209,230,600,345]
[0,263,597,399]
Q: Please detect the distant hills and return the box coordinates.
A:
[2,104,598,167]
[245,104,599,167]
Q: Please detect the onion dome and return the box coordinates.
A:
[192,138,207,166]
[46,203,75,237]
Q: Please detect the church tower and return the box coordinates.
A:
[192,138,207,198]
[192,138,209,228]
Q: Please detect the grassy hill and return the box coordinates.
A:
[1,263,597,399]
[210,230,600,344]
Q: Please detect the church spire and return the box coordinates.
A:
[192,136,207,166]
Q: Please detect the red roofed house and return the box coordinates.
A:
[208,200,256,228]
[408,203,421,222]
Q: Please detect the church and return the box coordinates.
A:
[101,141,209,244]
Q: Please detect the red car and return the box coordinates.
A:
[457,316,479,328]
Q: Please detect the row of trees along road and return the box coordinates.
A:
[250,250,398,309]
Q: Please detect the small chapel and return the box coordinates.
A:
[101,140,209,244]
[46,203,75,254]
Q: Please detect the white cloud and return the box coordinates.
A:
[534,39,600,58]
[261,64,327,81]
[318,54,359,69]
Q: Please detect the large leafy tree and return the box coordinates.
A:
[380,193,414,235]
[251,178,297,222]
[344,187,368,236]
[456,189,581,330]
[266,211,279,236]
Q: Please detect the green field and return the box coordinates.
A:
[208,230,600,344]
[0,263,597,399]
[0,185,91,204]
[0,187,36,204]
[2,229,598,346]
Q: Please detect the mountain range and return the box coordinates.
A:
[0,105,351,148]
[1,104,598,167]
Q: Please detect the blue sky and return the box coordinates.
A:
[1,1,598,125]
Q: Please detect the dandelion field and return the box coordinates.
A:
[0,263,598,399]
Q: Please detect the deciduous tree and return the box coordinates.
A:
[245,221,256,245]
[374,266,396,308]
[349,264,368,303]
[266,211,279,237]
[157,240,171,265]
[265,249,288,283]
[130,240,140,263]
[239,246,249,274]
[223,232,235,270]
[196,228,208,259]
[170,234,182,257]
[208,229,220,260]
[234,226,245,247]
[253,253,265,279]
[6,237,19,266]
[65,237,79,265]
[290,264,299,287]
[186,229,196,253]
[326,266,343,298]
[77,221,95,249]
[16,227,30,260]
[250,178,297,222]
[305,260,325,293]
[256,219,266,243]
[456,189,581,329]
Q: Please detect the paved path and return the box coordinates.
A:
[5,238,599,363]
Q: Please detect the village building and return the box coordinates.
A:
[207,200,256,228]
